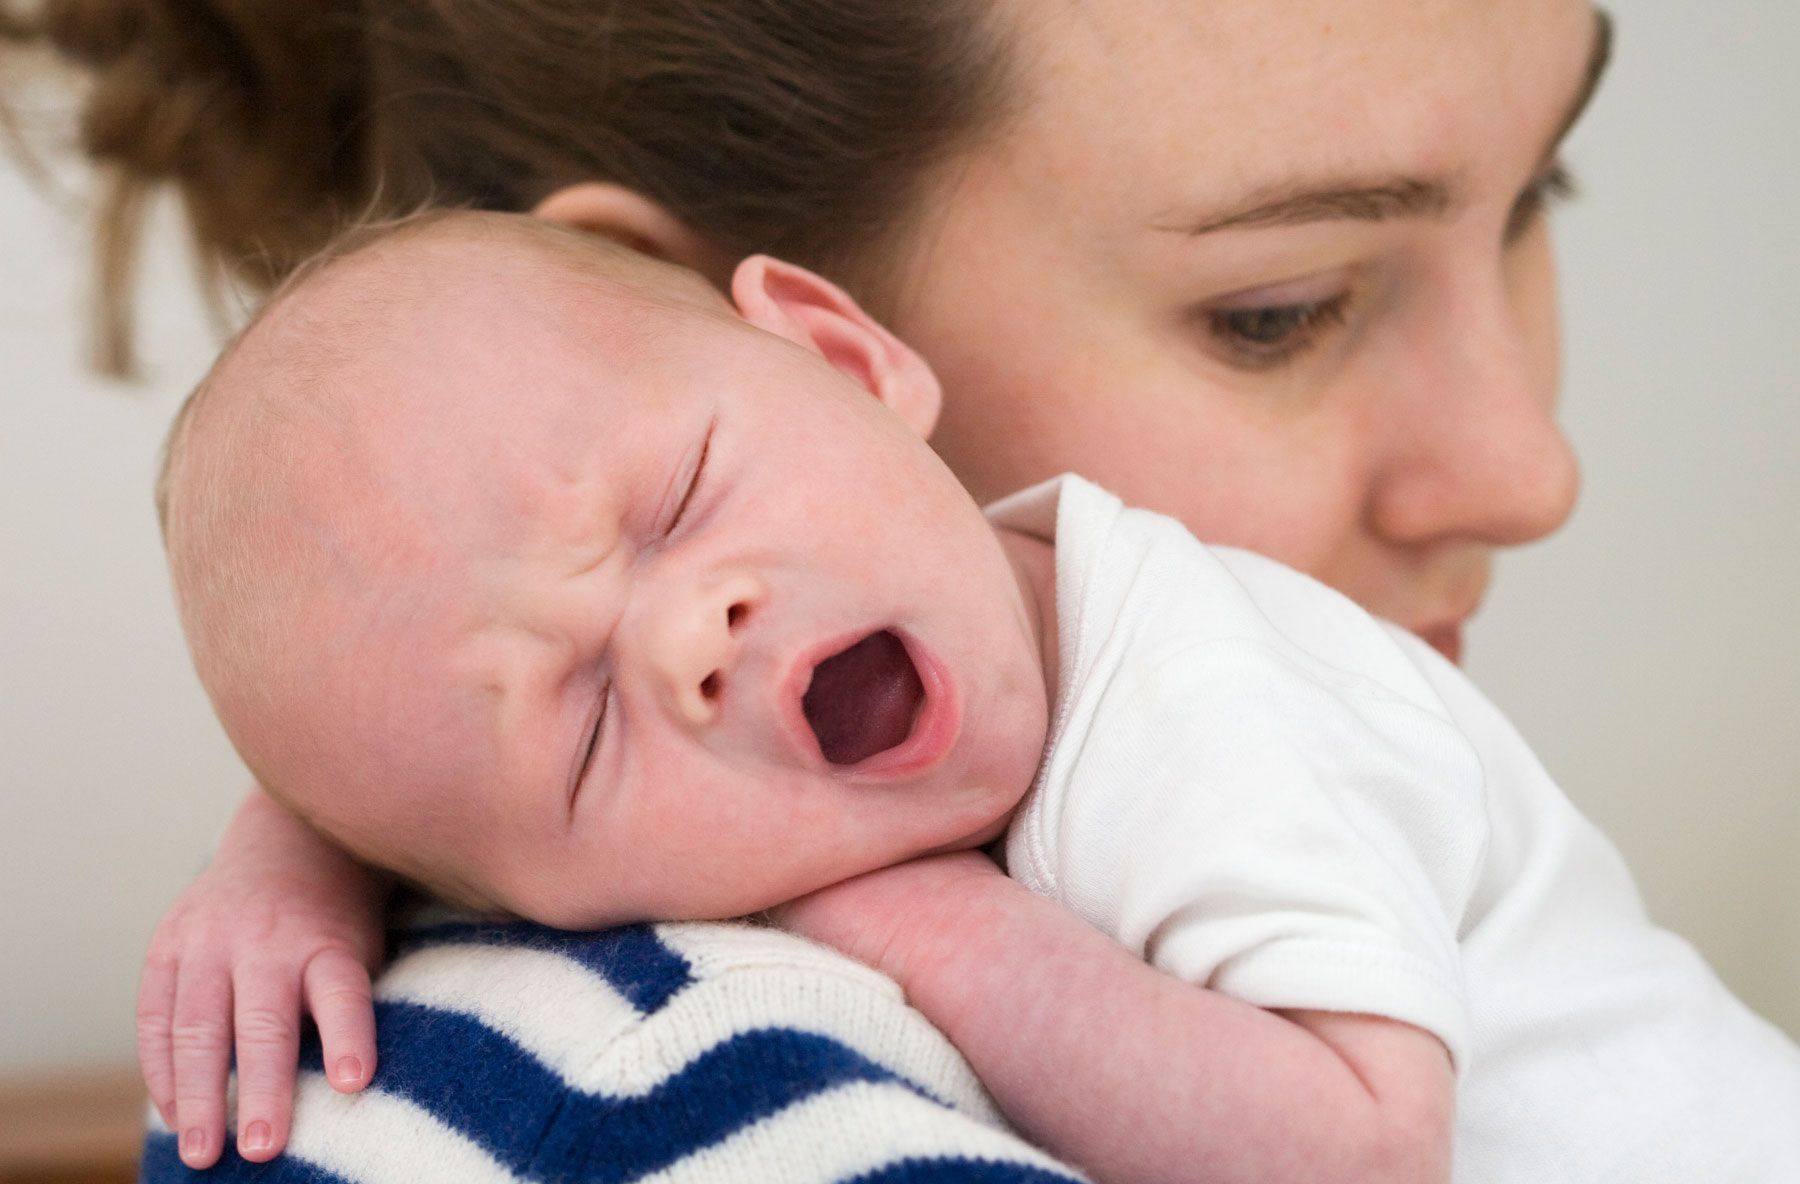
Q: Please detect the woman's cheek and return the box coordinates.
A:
[925,341,1105,503]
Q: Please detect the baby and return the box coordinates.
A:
[162,211,1800,1182]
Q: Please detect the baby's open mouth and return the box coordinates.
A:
[801,630,925,766]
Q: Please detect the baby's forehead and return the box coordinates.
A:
[233,227,681,431]
[191,214,756,581]
[345,216,723,330]
[280,227,641,352]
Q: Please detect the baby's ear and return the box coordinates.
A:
[730,256,942,439]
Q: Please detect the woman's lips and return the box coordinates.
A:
[784,629,961,778]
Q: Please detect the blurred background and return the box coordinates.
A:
[2,0,1796,1175]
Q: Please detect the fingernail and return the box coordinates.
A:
[243,1120,273,1154]
[332,1055,364,1086]
[180,1127,208,1163]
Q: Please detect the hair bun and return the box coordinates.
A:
[36,0,146,63]
[21,0,370,371]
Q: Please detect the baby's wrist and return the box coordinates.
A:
[775,851,1022,991]
[860,861,1057,1029]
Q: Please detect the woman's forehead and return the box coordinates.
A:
[986,0,1602,215]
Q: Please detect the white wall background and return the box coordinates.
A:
[3,0,1797,1074]
[1467,0,1800,1035]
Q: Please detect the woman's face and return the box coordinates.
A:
[889,0,1608,663]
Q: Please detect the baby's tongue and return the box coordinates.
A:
[802,630,923,766]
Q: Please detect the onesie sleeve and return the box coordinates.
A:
[1015,626,1489,1071]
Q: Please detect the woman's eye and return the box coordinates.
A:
[1203,293,1351,370]
[1506,161,1578,244]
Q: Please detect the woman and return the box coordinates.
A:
[19,0,1647,1177]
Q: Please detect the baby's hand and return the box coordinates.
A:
[137,790,388,1168]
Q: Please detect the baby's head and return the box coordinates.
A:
[162,212,1049,926]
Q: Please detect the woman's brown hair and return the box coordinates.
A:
[5,0,1014,372]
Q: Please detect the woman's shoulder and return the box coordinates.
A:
[141,915,1087,1183]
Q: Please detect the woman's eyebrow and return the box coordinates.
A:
[1157,6,1614,239]
[1162,177,1454,237]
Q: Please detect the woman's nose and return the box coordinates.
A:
[1366,275,1581,549]
[638,574,765,728]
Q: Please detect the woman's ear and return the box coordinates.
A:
[730,256,943,440]
[533,183,731,283]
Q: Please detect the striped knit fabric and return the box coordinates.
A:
[140,915,1085,1183]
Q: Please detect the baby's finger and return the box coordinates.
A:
[305,949,377,1093]
[135,950,180,1128]
[169,961,233,1169]
[232,963,303,1161]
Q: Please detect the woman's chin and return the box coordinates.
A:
[1415,622,1465,666]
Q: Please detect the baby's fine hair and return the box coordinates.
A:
[6,0,1017,373]
[155,208,468,536]
[155,209,712,538]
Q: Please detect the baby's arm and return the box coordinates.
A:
[138,788,389,1169]
[778,850,1453,1184]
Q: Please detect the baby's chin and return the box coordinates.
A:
[499,884,740,933]
[918,811,1014,860]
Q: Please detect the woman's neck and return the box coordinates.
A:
[995,525,1060,711]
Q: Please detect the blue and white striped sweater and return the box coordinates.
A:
[142,917,1085,1183]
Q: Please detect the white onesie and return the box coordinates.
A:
[992,475,1800,1181]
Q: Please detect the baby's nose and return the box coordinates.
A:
[649,575,763,728]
